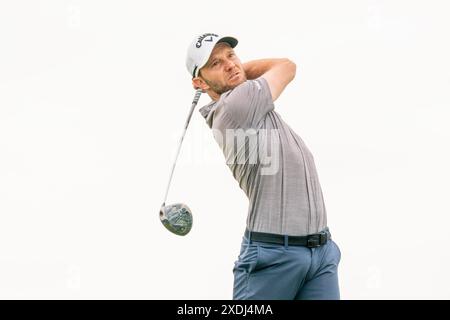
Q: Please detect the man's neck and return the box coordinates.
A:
[207,90,220,101]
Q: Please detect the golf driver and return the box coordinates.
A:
[159,89,202,236]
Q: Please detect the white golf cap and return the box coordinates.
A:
[186,33,238,78]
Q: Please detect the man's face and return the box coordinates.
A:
[197,43,247,95]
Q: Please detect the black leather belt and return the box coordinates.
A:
[245,228,331,248]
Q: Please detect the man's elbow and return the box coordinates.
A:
[281,58,297,80]
[288,59,297,79]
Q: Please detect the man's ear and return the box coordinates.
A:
[192,77,208,92]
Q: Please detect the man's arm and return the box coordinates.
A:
[242,58,296,102]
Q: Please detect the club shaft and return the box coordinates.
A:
[162,90,202,206]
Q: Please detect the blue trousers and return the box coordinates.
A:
[233,231,341,300]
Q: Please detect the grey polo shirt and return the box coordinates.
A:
[199,77,327,236]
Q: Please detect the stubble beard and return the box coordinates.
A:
[202,74,246,95]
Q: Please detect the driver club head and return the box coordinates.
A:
[159,203,193,236]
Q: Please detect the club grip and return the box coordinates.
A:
[192,89,202,105]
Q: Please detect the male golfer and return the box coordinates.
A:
[186,33,341,300]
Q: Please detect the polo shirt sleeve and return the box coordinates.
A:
[222,77,274,129]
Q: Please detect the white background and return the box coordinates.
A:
[0,0,449,299]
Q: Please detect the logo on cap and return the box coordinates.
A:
[196,33,219,48]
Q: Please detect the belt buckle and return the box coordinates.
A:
[319,232,328,245]
[307,235,321,248]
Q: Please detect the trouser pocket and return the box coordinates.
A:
[233,243,260,299]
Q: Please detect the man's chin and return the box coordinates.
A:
[213,78,246,95]
[224,82,243,92]
[228,76,246,88]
